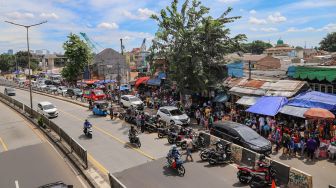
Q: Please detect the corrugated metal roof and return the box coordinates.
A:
[229,86,266,96]
[238,79,266,88]
[236,96,260,106]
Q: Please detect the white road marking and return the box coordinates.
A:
[15,180,19,188]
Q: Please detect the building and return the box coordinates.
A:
[288,65,336,94]
[92,48,129,83]
[7,49,13,55]
[254,56,281,70]
[265,39,294,56]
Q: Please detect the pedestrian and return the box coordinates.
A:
[274,126,281,152]
[306,136,317,160]
[185,138,193,162]
[258,116,265,135]
[282,131,290,156]
[140,112,145,133]
[109,106,114,120]
[208,114,214,130]
[195,109,201,126]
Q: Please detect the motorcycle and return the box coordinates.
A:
[129,134,141,148]
[199,141,225,161]
[248,165,277,188]
[144,115,159,133]
[83,127,93,138]
[237,156,272,184]
[158,126,175,138]
[167,128,192,146]
[180,134,205,150]
[207,143,232,165]
[166,156,185,177]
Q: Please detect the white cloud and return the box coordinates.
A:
[260,27,278,32]
[217,0,240,3]
[250,28,258,32]
[268,12,287,23]
[6,11,35,19]
[239,9,245,12]
[248,17,267,25]
[287,27,316,32]
[249,9,257,14]
[123,8,156,21]
[97,22,119,30]
[40,13,59,19]
[319,23,336,32]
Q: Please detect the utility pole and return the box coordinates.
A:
[118,39,123,104]
[248,60,252,80]
[5,20,47,116]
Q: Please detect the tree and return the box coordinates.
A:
[0,54,15,72]
[151,0,246,94]
[15,51,39,71]
[319,32,336,52]
[62,33,92,85]
[242,40,272,54]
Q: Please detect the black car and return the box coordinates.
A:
[66,88,83,97]
[210,121,272,155]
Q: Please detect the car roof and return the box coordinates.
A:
[160,106,178,111]
[213,121,243,130]
[39,101,53,106]
[122,95,134,98]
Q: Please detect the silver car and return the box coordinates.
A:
[4,87,15,96]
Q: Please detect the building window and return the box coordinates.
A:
[327,85,333,94]
[320,84,326,93]
[309,83,314,90]
[314,84,319,91]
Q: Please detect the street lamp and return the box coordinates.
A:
[5,20,47,114]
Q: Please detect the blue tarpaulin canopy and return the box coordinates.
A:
[158,72,166,79]
[246,96,288,116]
[287,91,336,112]
[120,85,129,91]
[147,78,161,86]
[227,61,244,78]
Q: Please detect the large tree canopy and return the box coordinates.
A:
[319,32,336,52]
[151,0,246,94]
[242,40,272,54]
[62,33,92,85]
[0,54,15,72]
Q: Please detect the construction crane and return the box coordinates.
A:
[79,32,104,52]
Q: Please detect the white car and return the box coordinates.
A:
[37,101,59,118]
[37,84,47,91]
[156,106,190,126]
[57,86,68,95]
[120,95,144,110]
[46,85,57,93]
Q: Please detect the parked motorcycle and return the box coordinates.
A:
[166,156,185,177]
[158,126,175,138]
[167,128,192,146]
[83,127,93,139]
[199,141,225,161]
[248,165,277,188]
[180,134,205,150]
[237,155,272,184]
[207,143,232,165]
[129,134,141,148]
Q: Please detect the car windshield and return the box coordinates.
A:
[43,104,55,110]
[7,88,14,91]
[94,90,104,95]
[235,126,260,141]
[170,109,183,116]
[129,97,141,102]
[73,89,82,93]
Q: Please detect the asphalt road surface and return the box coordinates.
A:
[0,86,249,187]
[0,101,86,188]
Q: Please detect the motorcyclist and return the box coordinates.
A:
[109,106,114,120]
[83,119,92,134]
[168,145,181,161]
[88,99,93,110]
[128,126,138,140]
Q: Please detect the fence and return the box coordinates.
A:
[108,173,126,188]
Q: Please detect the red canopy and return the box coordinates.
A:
[135,77,150,88]
[303,108,335,119]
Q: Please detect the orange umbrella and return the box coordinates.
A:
[303,108,335,119]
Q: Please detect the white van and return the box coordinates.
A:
[37,101,59,118]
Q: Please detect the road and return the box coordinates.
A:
[0,86,250,188]
[0,101,86,188]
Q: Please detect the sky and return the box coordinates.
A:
[0,0,335,54]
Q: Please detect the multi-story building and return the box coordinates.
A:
[265,39,294,56]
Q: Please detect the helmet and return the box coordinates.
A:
[171,145,177,150]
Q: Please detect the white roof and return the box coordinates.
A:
[160,106,178,111]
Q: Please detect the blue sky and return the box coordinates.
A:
[0,0,335,54]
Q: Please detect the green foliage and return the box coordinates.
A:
[15,51,39,71]
[319,32,336,52]
[62,33,92,85]
[151,0,246,93]
[0,54,15,72]
[242,40,272,54]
